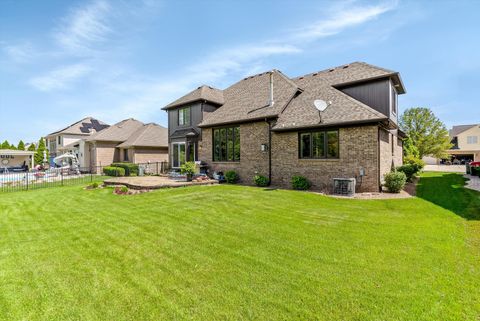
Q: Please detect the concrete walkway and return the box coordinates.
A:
[104,176,218,190]
[424,165,466,173]
[464,174,480,192]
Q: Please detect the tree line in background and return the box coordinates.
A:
[1,138,49,165]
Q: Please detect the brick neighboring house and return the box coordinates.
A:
[163,62,405,192]
[86,118,169,168]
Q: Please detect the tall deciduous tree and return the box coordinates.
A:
[34,138,49,165]
[400,107,452,159]
[17,140,25,150]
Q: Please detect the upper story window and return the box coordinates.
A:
[57,136,62,145]
[299,130,339,159]
[390,81,398,115]
[178,107,191,126]
[213,126,240,162]
[467,136,478,144]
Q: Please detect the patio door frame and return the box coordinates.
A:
[172,142,186,168]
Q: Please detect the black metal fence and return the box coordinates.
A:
[0,162,171,193]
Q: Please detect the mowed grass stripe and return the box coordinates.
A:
[0,173,478,320]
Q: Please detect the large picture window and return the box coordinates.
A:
[299,130,339,159]
[178,107,190,126]
[213,126,240,162]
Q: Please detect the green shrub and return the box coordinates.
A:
[180,162,196,176]
[384,171,407,193]
[111,162,139,176]
[103,166,125,177]
[471,167,480,176]
[225,170,239,184]
[91,182,99,188]
[254,175,269,187]
[404,155,425,172]
[396,164,417,182]
[120,186,129,193]
[291,175,311,190]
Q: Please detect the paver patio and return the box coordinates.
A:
[104,176,218,189]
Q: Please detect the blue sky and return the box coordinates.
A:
[1,0,479,144]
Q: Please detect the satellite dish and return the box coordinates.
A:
[314,99,329,111]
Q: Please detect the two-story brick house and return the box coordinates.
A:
[163,62,405,192]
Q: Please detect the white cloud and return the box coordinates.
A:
[54,0,112,54]
[30,63,92,91]
[2,43,34,63]
[293,1,397,41]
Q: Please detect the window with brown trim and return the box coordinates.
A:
[299,130,339,159]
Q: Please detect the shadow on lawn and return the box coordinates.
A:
[416,173,480,221]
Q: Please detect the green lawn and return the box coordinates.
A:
[0,173,478,320]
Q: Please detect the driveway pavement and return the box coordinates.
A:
[424,165,466,173]
[464,174,480,192]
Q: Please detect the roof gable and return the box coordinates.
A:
[199,70,300,127]
[47,117,109,137]
[163,85,224,110]
[87,118,145,142]
[117,123,168,148]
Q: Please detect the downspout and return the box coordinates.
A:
[267,71,274,185]
[268,119,272,185]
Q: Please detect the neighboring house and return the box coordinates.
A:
[163,62,405,192]
[446,124,480,162]
[86,118,169,168]
[46,117,109,167]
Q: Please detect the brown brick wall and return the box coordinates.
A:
[133,147,169,164]
[379,128,403,184]
[200,123,387,192]
[271,126,380,192]
[199,122,270,185]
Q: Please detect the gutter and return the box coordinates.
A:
[267,119,273,185]
[271,118,389,132]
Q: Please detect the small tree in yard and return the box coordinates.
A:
[34,138,49,165]
[400,107,451,159]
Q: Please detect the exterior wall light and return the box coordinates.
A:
[261,144,269,152]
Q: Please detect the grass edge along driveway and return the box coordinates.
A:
[0,172,478,320]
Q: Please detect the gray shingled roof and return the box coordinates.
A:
[199,70,301,127]
[191,62,404,129]
[163,85,224,110]
[117,123,168,148]
[87,118,145,142]
[47,117,109,137]
[449,124,478,138]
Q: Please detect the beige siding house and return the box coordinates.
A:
[86,119,168,168]
[46,117,109,167]
[446,124,480,162]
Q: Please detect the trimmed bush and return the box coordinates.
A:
[111,162,139,176]
[291,175,311,190]
[384,171,407,193]
[471,167,480,177]
[254,175,269,187]
[225,170,239,184]
[396,164,417,182]
[404,155,425,173]
[103,166,125,177]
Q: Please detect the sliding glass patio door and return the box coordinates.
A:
[172,143,186,168]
